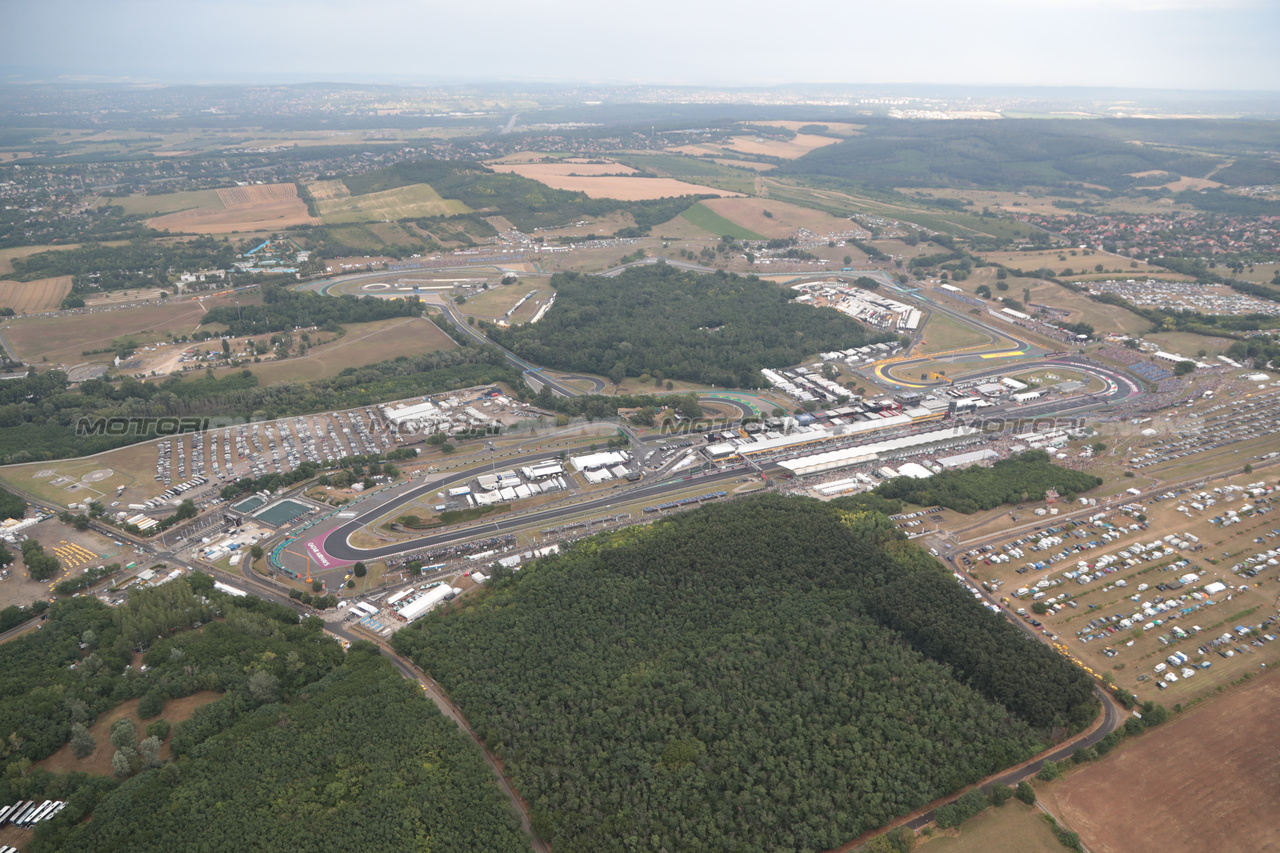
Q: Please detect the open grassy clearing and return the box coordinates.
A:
[700,196,858,240]
[680,202,765,240]
[1225,261,1280,284]
[538,210,637,239]
[951,267,1152,337]
[365,220,421,244]
[757,178,1037,240]
[915,313,992,355]
[0,437,164,507]
[305,179,351,200]
[979,248,1174,278]
[315,182,469,224]
[37,690,221,776]
[1043,674,1280,853]
[1140,330,1237,358]
[0,276,72,314]
[914,802,1064,853]
[2,298,209,365]
[103,188,226,217]
[324,224,389,251]
[205,316,456,386]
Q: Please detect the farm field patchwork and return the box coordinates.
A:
[313,182,470,223]
[147,183,319,233]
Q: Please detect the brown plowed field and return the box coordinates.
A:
[1049,674,1280,853]
[0,276,72,313]
[148,183,318,233]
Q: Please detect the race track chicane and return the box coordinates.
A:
[253,499,312,527]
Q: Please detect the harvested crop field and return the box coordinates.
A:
[487,163,740,200]
[305,179,352,200]
[148,183,318,233]
[697,197,860,239]
[1048,675,1280,853]
[721,133,840,159]
[0,276,71,313]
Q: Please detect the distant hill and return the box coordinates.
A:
[780,118,1271,192]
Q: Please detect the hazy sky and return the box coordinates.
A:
[4,0,1277,90]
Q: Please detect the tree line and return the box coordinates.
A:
[201,284,424,337]
[870,450,1103,514]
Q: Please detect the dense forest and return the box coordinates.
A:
[0,578,529,853]
[871,450,1103,514]
[488,265,893,388]
[392,495,1097,853]
[201,284,424,336]
[343,159,706,233]
[783,119,1234,192]
[0,346,521,464]
[0,484,25,520]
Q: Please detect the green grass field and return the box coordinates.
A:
[317,183,470,224]
[103,189,225,217]
[916,313,992,355]
[204,316,456,385]
[680,202,765,240]
[916,803,1065,853]
[325,225,390,252]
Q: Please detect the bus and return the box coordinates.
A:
[22,800,55,827]
[14,800,49,827]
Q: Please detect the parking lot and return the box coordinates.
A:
[156,407,398,487]
[1125,390,1280,470]
[944,480,1280,707]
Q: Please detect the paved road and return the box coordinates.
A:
[901,685,1122,831]
[321,464,746,562]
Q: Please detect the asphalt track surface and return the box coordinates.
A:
[321,463,746,562]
